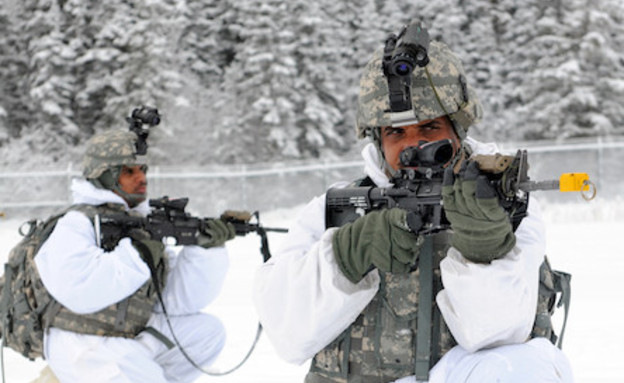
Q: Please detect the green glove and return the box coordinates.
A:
[129,229,166,268]
[198,219,236,248]
[332,208,422,283]
[442,161,516,263]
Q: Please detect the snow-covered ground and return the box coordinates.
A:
[1,198,623,382]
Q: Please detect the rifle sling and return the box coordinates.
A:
[415,235,434,381]
[554,271,572,349]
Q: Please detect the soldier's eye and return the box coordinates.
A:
[420,122,440,131]
[383,127,404,136]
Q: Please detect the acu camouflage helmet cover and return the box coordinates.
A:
[82,130,142,180]
[356,41,483,140]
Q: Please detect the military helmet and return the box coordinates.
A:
[82,130,141,180]
[356,41,483,141]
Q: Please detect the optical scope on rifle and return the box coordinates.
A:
[327,141,450,234]
[326,139,596,233]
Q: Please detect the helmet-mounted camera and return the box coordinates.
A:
[126,106,160,155]
[385,23,430,77]
[382,22,430,126]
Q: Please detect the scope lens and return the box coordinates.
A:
[433,144,453,164]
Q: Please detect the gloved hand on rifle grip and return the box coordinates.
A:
[442,160,516,263]
[198,218,236,249]
[332,208,423,284]
[128,229,166,268]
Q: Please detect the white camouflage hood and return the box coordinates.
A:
[71,178,150,216]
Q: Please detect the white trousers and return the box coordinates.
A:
[393,338,574,383]
[45,313,225,383]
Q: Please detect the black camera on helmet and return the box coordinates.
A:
[131,106,161,126]
[126,106,160,155]
[388,23,430,77]
[383,22,430,116]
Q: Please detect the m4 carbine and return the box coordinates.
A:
[326,139,595,233]
[95,196,287,261]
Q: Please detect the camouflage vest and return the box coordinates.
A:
[312,178,570,383]
[306,232,454,383]
[36,204,167,339]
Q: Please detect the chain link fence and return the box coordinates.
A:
[1,137,623,220]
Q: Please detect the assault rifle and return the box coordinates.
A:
[95,196,288,261]
[326,139,596,233]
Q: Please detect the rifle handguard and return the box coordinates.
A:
[221,210,253,223]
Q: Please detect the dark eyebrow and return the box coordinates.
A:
[382,126,402,132]
[419,120,441,129]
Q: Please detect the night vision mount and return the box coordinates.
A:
[126,106,160,155]
[382,22,430,127]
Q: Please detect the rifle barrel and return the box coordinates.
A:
[262,227,289,233]
[518,180,560,192]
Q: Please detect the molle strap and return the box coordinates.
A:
[144,326,175,350]
[1,265,14,318]
[41,300,62,331]
[553,270,571,349]
[115,298,131,331]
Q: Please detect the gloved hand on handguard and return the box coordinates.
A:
[442,160,516,263]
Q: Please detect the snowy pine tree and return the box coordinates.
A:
[0,0,622,167]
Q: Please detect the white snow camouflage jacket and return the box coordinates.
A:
[35,179,229,354]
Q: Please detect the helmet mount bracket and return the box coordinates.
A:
[382,22,430,127]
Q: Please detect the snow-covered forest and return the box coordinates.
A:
[1,0,624,169]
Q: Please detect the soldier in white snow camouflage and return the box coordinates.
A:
[253,21,574,383]
[5,117,235,383]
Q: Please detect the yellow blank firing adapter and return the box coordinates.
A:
[559,173,596,200]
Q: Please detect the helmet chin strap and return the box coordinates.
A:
[371,136,399,179]
[383,157,399,179]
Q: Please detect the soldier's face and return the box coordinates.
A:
[380,116,460,171]
[116,165,147,198]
